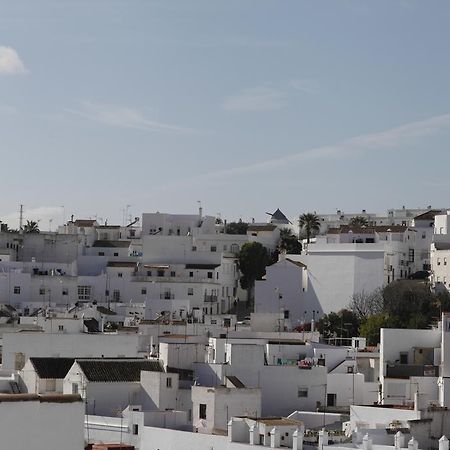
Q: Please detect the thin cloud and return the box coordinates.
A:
[0,46,27,75]
[222,87,287,112]
[65,101,199,134]
[187,113,450,183]
[222,79,317,112]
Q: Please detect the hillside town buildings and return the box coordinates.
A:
[0,205,450,449]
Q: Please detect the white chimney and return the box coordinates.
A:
[270,427,280,448]
[408,437,418,450]
[439,436,449,450]
[318,429,328,450]
[363,434,373,450]
[395,431,405,450]
[249,424,256,446]
[292,425,305,450]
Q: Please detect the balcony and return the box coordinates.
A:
[204,295,218,303]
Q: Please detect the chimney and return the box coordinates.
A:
[249,424,256,446]
[270,427,280,448]
[395,431,405,450]
[408,437,418,450]
[439,436,449,450]
[318,429,328,450]
[292,425,305,450]
[363,434,373,450]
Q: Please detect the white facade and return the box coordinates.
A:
[0,394,84,450]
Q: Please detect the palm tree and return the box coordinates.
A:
[278,228,302,254]
[348,216,369,227]
[23,220,40,234]
[299,213,321,244]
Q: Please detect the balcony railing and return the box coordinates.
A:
[204,295,218,303]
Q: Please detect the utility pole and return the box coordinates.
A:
[19,204,24,230]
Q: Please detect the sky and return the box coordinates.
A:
[1,0,450,229]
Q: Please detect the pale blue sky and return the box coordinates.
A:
[1,0,450,228]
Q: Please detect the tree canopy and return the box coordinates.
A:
[348,216,369,227]
[23,220,40,234]
[278,228,302,254]
[299,213,321,243]
[225,220,248,235]
[348,281,450,345]
[238,242,270,299]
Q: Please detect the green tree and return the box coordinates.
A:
[382,280,434,328]
[348,216,369,227]
[23,220,40,234]
[278,228,302,254]
[238,242,270,302]
[299,213,321,243]
[317,309,360,340]
[225,220,248,235]
[359,313,393,346]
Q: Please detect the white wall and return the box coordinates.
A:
[288,246,385,315]
[2,332,141,370]
[0,396,84,450]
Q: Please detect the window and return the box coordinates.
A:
[118,272,123,278]
[166,377,172,388]
[207,272,213,279]
[189,271,194,278]
[13,286,20,295]
[170,271,176,277]
[438,258,441,266]
[327,393,337,407]
[192,246,197,252]
[147,270,152,277]
[210,246,217,252]
[188,288,194,296]
[39,287,45,295]
[199,403,207,419]
[133,424,139,435]
[72,383,79,394]
[98,252,105,256]
[284,310,290,319]
[400,352,408,364]
[58,325,64,332]
[141,288,147,295]
[445,258,448,266]
[157,269,165,277]
[78,286,91,300]
[113,290,120,302]
[298,387,308,398]
[113,252,119,257]
[422,233,426,239]
[62,288,68,296]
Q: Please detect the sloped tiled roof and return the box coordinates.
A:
[185,263,220,270]
[327,225,408,234]
[93,240,131,248]
[247,224,277,232]
[30,357,75,379]
[78,359,163,382]
[226,375,246,388]
[106,261,137,268]
[74,220,96,227]
[414,210,443,221]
